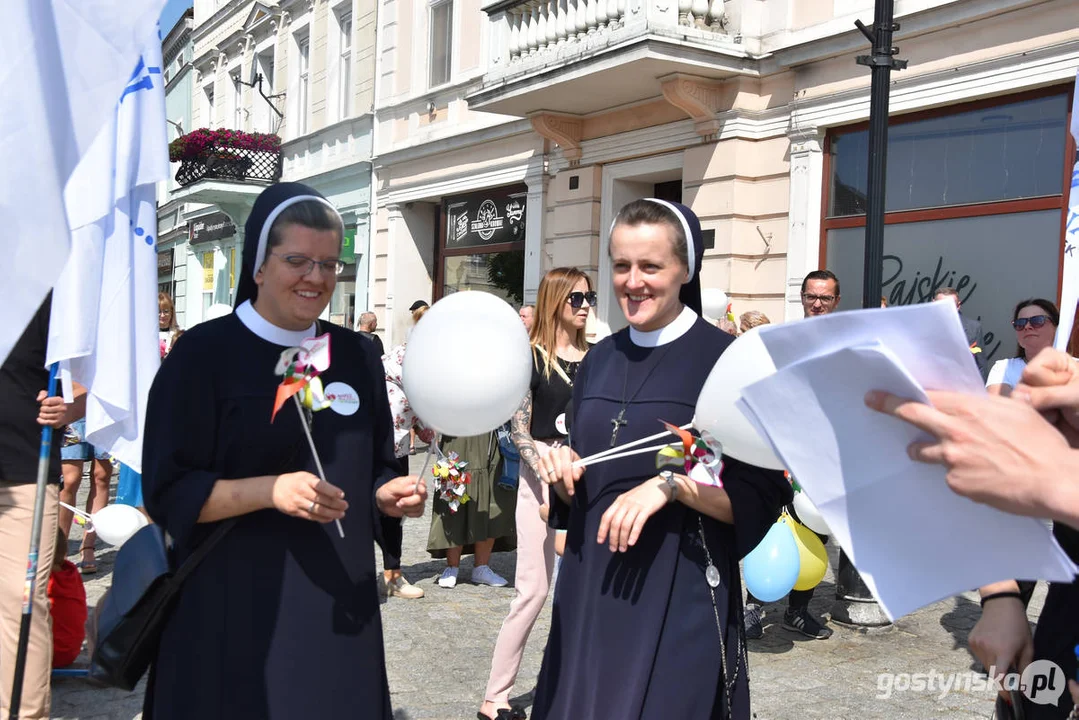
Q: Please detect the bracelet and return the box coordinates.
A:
[980,591,1022,607]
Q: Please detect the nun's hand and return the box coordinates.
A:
[377,476,428,518]
[597,476,670,553]
[539,445,584,500]
[272,471,348,523]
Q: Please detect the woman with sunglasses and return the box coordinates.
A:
[141,183,426,719]
[987,298,1059,396]
[478,268,592,720]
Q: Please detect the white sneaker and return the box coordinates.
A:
[438,567,458,588]
[472,565,508,587]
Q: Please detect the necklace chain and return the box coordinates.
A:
[609,344,676,447]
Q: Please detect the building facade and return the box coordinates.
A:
[158,8,197,328]
[372,0,1076,362]
[170,0,376,329]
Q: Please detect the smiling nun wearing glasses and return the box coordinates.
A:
[532,199,791,720]
[142,183,426,720]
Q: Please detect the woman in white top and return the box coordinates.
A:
[986,298,1059,395]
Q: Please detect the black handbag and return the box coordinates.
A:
[88,518,236,690]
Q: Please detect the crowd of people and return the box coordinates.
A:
[0,179,1076,718]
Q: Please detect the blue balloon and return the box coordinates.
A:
[743,520,800,603]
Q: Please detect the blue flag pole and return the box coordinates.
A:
[9,363,60,720]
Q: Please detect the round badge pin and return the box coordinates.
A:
[324,382,360,416]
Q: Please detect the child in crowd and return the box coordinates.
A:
[49,530,87,668]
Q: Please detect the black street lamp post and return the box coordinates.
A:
[831,0,907,628]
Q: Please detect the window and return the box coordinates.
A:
[821,87,1074,370]
[829,93,1070,217]
[257,50,276,132]
[203,84,215,128]
[296,36,310,135]
[231,72,242,130]
[339,13,352,119]
[429,0,452,88]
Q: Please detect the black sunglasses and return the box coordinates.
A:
[1013,315,1051,330]
[567,291,597,309]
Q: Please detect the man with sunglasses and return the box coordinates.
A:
[935,287,986,377]
[744,270,840,641]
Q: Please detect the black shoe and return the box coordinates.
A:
[744,603,764,639]
[782,607,833,639]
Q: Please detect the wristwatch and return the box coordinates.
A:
[659,470,678,504]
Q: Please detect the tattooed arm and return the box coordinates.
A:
[511,390,545,479]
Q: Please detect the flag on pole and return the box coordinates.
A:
[0,0,165,369]
[46,34,169,473]
[1055,70,1079,351]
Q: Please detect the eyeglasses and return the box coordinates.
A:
[1013,315,1051,330]
[270,252,345,276]
[567,291,597,309]
[802,293,837,305]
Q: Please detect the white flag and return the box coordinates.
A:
[0,0,165,368]
[1055,70,1079,351]
[47,36,169,473]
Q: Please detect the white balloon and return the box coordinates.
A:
[694,326,784,470]
[701,288,729,321]
[92,504,149,547]
[792,491,830,535]
[402,291,532,436]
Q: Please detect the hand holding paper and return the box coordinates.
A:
[735,302,1077,620]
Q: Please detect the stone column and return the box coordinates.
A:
[383,203,403,347]
[785,128,825,321]
[524,170,549,305]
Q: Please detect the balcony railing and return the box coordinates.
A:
[486,0,727,72]
[175,145,283,187]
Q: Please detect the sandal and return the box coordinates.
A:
[77,548,97,575]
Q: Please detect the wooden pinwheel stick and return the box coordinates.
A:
[414,435,442,495]
[293,394,345,539]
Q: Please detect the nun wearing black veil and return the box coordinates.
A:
[141,183,426,719]
[532,199,792,719]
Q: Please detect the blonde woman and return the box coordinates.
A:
[478,268,592,720]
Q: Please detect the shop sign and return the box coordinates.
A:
[445,185,527,248]
[342,228,356,263]
[190,212,236,245]
[157,248,174,275]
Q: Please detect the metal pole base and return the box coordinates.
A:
[831,550,891,627]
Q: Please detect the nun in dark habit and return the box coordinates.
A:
[141,183,426,719]
[533,199,792,719]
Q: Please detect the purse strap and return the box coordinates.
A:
[170,518,239,584]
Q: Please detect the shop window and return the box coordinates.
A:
[438,185,528,303]
[829,92,1069,217]
[821,87,1074,370]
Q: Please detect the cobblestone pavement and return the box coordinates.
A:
[50,458,1043,719]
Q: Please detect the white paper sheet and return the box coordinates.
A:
[737,337,1078,621]
[756,300,986,395]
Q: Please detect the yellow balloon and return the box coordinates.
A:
[787,516,828,591]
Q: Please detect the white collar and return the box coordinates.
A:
[236,300,317,347]
[628,306,697,347]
